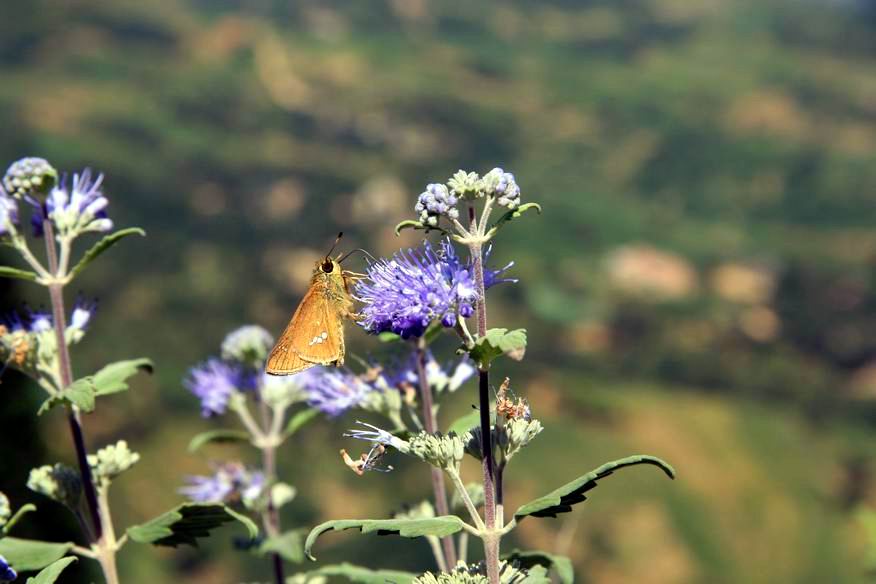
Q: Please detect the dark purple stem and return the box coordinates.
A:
[43,218,104,541]
[415,338,458,569]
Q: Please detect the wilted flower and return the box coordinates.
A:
[415,183,459,227]
[185,358,242,417]
[221,325,274,369]
[31,169,112,238]
[3,157,57,200]
[180,463,265,507]
[0,555,16,583]
[355,239,513,338]
[344,421,410,453]
[299,367,374,417]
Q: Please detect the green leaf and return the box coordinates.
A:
[259,529,307,564]
[503,550,574,584]
[127,503,258,547]
[2,503,37,535]
[0,538,73,572]
[448,409,481,436]
[68,227,146,279]
[377,331,401,343]
[25,557,77,584]
[304,563,417,584]
[0,266,38,282]
[514,455,675,520]
[490,202,542,232]
[305,516,468,561]
[187,429,250,453]
[284,408,319,437]
[37,379,96,415]
[91,358,154,395]
[37,358,153,415]
[468,328,527,367]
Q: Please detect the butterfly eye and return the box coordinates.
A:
[322,260,334,273]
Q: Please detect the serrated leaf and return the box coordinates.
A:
[37,379,96,415]
[127,503,258,547]
[305,562,417,584]
[0,538,73,572]
[514,455,675,520]
[305,516,468,561]
[259,529,306,564]
[503,550,574,584]
[468,328,527,367]
[187,429,250,453]
[68,228,145,279]
[284,408,319,437]
[92,358,154,395]
[490,202,542,232]
[448,409,481,436]
[0,266,38,282]
[25,557,77,584]
[2,503,37,535]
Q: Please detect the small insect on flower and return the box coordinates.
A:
[266,233,364,376]
[340,443,394,476]
[495,377,531,422]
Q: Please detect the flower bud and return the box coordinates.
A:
[0,492,9,528]
[27,464,82,509]
[447,170,482,199]
[221,325,274,369]
[408,432,465,472]
[3,157,57,200]
[88,440,140,485]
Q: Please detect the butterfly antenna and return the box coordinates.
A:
[338,248,377,264]
[325,232,343,261]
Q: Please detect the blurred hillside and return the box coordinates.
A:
[1,0,875,582]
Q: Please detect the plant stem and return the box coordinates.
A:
[259,401,285,584]
[42,218,104,542]
[414,338,457,569]
[469,239,500,584]
[95,486,120,584]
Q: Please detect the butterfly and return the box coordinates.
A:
[266,234,362,376]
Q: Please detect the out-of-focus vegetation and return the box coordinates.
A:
[1,0,875,582]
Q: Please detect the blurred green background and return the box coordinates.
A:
[2,0,876,582]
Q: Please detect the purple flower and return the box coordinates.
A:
[354,239,514,338]
[69,297,98,332]
[0,189,18,237]
[180,463,264,505]
[378,351,475,395]
[2,302,97,336]
[0,555,15,583]
[31,169,112,237]
[298,367,374,417]
[185,359,241,417]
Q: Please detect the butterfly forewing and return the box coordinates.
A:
[266,262,351,375]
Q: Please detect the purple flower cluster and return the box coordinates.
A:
[297,367,373,417]
[180,463,265,505]
[354,239,514,338]
[415,183,459,227]
[31,169,112,238]
[491,168,520,209]
[185,358,243,417]
[2,299,96,334]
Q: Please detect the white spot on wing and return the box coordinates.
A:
[309,331,329,346]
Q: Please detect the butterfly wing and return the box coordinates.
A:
[266,277,346,376]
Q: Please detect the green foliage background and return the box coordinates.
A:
[1,0,876,582]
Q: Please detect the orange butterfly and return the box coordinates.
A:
[266,234,360,376]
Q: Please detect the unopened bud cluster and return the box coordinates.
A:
[416,183,459,227]
[3,157,57,200]
[88,440,140,486]
[27,464,82,509]
[221,325,273,369]
[408,431,466,472]
[0,492,9,528]
[498,418,543,462]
